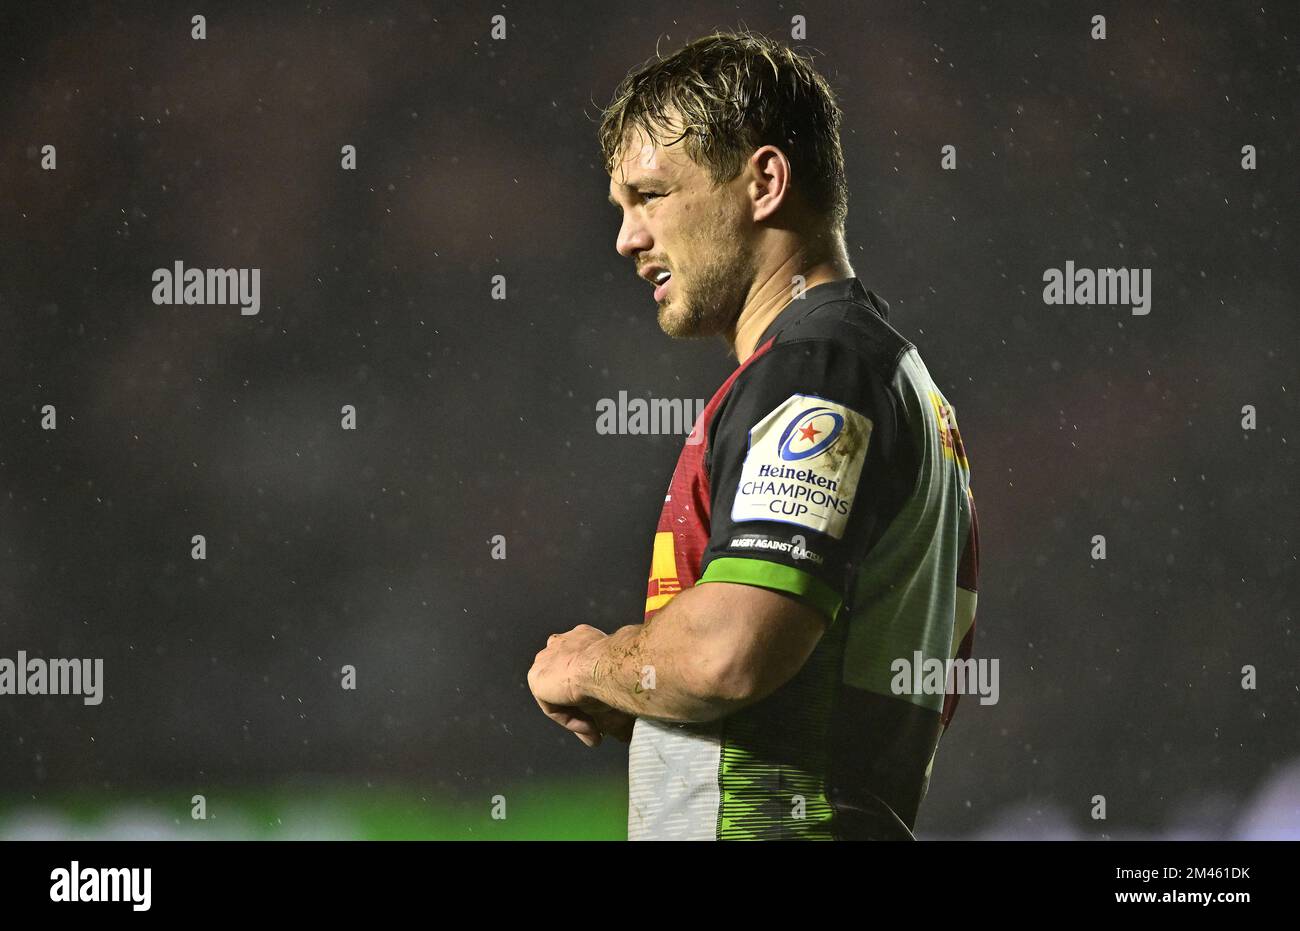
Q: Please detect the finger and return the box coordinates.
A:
[536,696,574,719]
[559,711,599,736]
[561,696,631,739]
[556,709,603,747]
[537,697,601,740]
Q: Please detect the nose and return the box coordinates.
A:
[615,211,653,259]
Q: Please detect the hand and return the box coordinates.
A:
[528,624,607,708]
[534,697,606,747]
[532,699,637,747]
[529,625,635,745]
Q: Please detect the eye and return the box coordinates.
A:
[639,190,665,202]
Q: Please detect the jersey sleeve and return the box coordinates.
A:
[697,335,912,624]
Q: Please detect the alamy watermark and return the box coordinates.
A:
[0,651,103,705]
[1042,261,1151,315]
[596,391,705,442]
[890,651,999,706]
[50,861,150,911]
[152,260,260,315]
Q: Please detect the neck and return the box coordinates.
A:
[728,240,853,363]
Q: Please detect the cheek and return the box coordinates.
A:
[696,197,737,240]
[671,205,711,252]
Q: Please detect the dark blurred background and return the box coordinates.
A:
[0,0,1296,839]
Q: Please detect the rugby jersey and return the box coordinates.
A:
[629,277,980,840]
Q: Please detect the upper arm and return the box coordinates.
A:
[696,333,911,626]
[673,580,827,708]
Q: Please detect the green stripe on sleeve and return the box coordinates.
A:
[698,557,842,623]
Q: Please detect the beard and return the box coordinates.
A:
[657,224,756,340]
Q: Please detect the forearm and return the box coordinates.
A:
[574,591,749,724]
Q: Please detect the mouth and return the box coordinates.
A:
[653,271,672,302]
[641,267,672,302]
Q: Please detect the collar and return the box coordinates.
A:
[755,277,889,349]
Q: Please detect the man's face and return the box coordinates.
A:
[608,124,756,339]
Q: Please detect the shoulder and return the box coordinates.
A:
[707,311,913,471]
[769,295,914,378]
[725,296,914,420]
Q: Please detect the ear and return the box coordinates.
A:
[747,145,792,223]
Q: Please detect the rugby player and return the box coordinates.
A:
[528,31,980,840]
